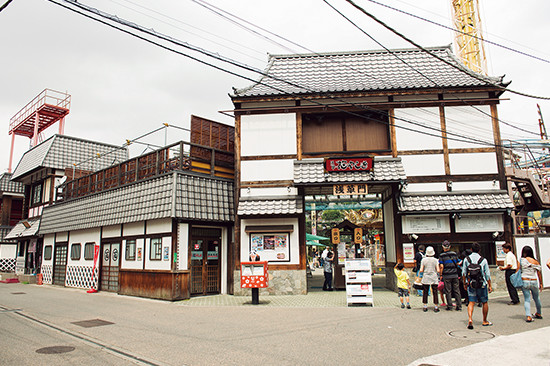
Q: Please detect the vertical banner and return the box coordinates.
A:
[354,228,363,244]
[331,228,340,244]
[88,244,100,293]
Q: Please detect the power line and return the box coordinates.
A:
[47,0,516,149]
[343,0,550,101]
[0,0,13,13]
[364,0,550,65]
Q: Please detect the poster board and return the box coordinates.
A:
[403,243,415,263]
[345,259,373,306]
[249,233,290,262]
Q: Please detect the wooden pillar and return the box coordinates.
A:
[296,112,303,161]
[490,104,506,189]
[389,109,397,158]
[439,105,451,176]
[233,114,242,277]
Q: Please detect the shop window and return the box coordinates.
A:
[302,112,390,154]
[84,243,95,260]
[44,245,52,260]
[18,242,26,256]
[126,239,136,261]
[150,238,162,260]
[70,243,81,260]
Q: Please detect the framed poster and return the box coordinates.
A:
[249,233,290,262]
[495,241,506,261]
[403,243,415,263]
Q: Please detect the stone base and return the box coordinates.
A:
[234,269,307,296]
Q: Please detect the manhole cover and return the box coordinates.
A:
[71,319,114,328]
[11,292,26,295]
[448,330,495,340]
[36,346,75,354]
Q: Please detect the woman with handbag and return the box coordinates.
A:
[519,246,543,322]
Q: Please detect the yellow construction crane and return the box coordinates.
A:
[451,0,488,75]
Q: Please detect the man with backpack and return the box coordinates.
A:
[462,242,493,329]
[439,240,461,311]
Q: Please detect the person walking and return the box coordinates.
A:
[414,245,426,297]
[439,240,462,311]
[419,246,440,312]
[322,250,334,291]
[519,246,543,323]
[498,243,520,305]
[463,242,493,329]
[394,262,411,309]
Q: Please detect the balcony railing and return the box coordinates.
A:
[58,140,234,202]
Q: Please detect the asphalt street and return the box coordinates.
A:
[0,282,548,366]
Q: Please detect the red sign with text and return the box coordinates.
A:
[325,157,373,172]
[241,261,269,288]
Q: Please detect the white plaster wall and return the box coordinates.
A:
[56,232,68,242]
[121,238,144,270]
[444,105,494,149]
[221,226,229,294]
[0,244,16,258]
[404,183,447,192]
[123,222,145,236]
[68,228,101,266]
[538,237,550,288]
[177,223,189,271]
[240,187,298,197]
[146,219,172,235]
[450,153,497,175]
[383,199,396,262]
[395,108,443,150]
[241,113,297,156]
[240,218,299,265]
[452,181,500,191]
[401,155,445,176]
[241,160,294,182]
[102,225,121,238]
[144,236,171,270]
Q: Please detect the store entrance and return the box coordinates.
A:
[100,242,120,292]
[53,243,68,286]
[190,227,221,296]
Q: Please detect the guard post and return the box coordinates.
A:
[240,261,268,305]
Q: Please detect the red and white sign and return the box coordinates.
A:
[325,157,373,172]
[241,261,269,288]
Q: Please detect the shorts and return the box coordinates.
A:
[467,286,488,303]
[398,288,410,297]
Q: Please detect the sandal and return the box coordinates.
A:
[482,321,493,327]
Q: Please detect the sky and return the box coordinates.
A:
[1,0,549,173]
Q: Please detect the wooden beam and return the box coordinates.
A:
[397,147,496,155]
[491,104,506,189]
[406,174,499,183]
[389,108,397,158]
[234,114,242,278]
[296,112,303,161]
[439,105,451,176]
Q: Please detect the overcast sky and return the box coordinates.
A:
[1,0,549,173]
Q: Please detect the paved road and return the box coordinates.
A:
[0,282,548,366]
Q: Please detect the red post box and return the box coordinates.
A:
[240,261,269,288]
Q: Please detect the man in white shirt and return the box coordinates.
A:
[498,243,520,305]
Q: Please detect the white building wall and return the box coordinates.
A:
[144,236,172,270]
[241,113,297,156]
[146,219,172,235]
[68,228,101,266]
[240,187,298,198]
[121,238,145,270]
[444,105,494,149]
[241,160,295,182]
[450,153,498,175]
[383,199,396,262]
[41,234,55,284]
[394,108,443,150]
[240,218,299,265]
[177,223,189,271]
[124,222,145,236]
[0,244,16,258]
[400,155,446,176]
[102,225,121,238]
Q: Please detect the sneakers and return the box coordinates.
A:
[401,304,405,309]
[456,307,462,311]
[445,306,452,311]
[507,301,520,305]
[423,307,428,312]
[434,307,440,313]
[534,313,543,319]
[406,304,411,309]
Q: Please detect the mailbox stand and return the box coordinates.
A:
[241,261,268,305]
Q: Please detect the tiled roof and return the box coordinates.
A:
[398,191,514,213]
[12,135,128,181]
[238,196,303,216]
[5,218,41,240]
[0,226,17,243]
[0,173,24,194]
[233,46,504,98]
[39,172,234,234]
[294,157,406,184]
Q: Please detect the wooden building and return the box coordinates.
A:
[230,46,515,293]
[0,173,25,273]
[37,116,235,300]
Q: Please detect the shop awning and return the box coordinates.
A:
[238,196,303,216]
[398,191,514,214]
[307,240,327,247]
[5,218,41,240]
[306,233,329,241]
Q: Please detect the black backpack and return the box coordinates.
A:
[466,255,485,289]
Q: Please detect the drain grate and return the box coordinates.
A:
[11,292,26,295]
[448,329,495,340]
[71,319,114,328]
[36,346,75,354]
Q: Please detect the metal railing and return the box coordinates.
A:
[502,139,550,197]
[9,89,71,132]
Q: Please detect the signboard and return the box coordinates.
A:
[331,228,340,244]
[338,243,346,265]
[325,157,373,172]
[241,261,269,288]
[249,233,289,262]
[403,243,415,263]
[333,184,368,196]
[495,241,506,261]
[455,214,503,233]
[354,228,363,244]
[402,215,451,234]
